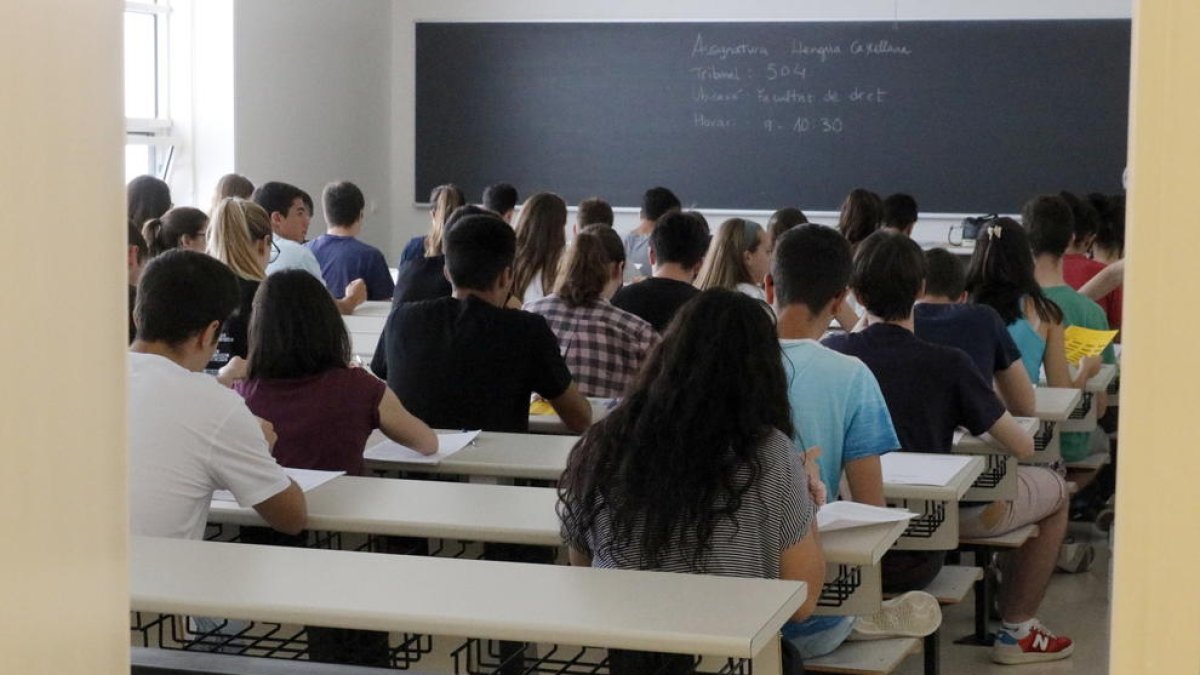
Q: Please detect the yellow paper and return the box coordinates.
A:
[529,399,555,416]
[1063,325,1119,364]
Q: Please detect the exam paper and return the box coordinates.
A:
[213,467,344,502]
[363,430,481,465]
[880,453,973,487]
[1063,325,1119,365]
[816,501,916,533]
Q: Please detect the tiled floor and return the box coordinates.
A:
[895,522,1111,674]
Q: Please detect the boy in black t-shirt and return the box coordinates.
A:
[371,214,591,434]
[823,232,1073,666]
[611,211,708,332]
[914,248,1035,416]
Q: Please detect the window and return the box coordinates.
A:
[124,1,174,184]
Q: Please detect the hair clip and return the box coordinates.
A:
[987,225,1003,240]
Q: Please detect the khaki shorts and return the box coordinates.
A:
[959,466,1068,537]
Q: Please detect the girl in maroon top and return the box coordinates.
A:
[236,270,436,475]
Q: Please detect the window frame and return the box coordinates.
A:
[124,0,176,181]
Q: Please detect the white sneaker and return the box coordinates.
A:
[847,591,942,641]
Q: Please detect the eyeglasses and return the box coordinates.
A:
[268,238,281,264]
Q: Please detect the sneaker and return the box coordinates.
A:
[1056,540,1096,574]
[847,591,941,641]
[992,621,1074,665]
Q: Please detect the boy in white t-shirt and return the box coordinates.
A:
[129,249,306,540]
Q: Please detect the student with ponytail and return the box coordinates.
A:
[205,197,276,374]
[524,226,657,399]
[141,207,209,258]
[399,183,466,264]
[694,217,772,300]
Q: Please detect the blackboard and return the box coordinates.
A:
[415,20,1130,213]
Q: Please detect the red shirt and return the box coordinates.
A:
[1062,254,1122,330]
[236,368,385,476]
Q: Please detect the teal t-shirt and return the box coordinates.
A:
[1044,285,1116,461]
[780,339,900,501]
[780,339,898,638]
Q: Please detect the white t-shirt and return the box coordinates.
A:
[267,237,326,284]
[736,282,767,302]
[523,272,547,304]
[128,353,291,540]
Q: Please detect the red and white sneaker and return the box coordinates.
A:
[992,620,1073,665]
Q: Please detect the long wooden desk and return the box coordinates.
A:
[131,536,805,674]
[209,476,561,547]
[883,454,984,551]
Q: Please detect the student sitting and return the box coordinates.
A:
[236,269,437,474]
[1059,192,1121,332]
[525,226,657,399]
[306,181,394,301]
[129,249,306,541]
[127,174,172,229]
[623,186,681,282]
[575,196,614,236]
[205,198,274,374]
[881,193,919,236]
[767,207,808,249]
[482,182,519,223]
[400,183,466,264]
[1084,193,1124,331]
[127,220,149,344]
[695,218,771,301]
[915,248,1036,416]
[558,289,822,675]
[610,211,708,332]
[966,217,1100,395]
[142,207,208,258]
[825,231,1072,665]
[512,192,568,304]
[836,188,881,251]
[253,181,365,314]
[371,213,591,434]
[391,204,489,305]
[1027,195,1115,462]
[211,173,254,213]
[767,225,939,658]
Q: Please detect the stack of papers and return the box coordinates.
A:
[880,453,974,487]
[213,467,344,503]
[363,430,481,465]
[816,502,915,533]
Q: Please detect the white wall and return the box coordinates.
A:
[233,0,394,250]
[389,0,1132,252]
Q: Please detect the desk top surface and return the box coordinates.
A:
[951,417,1038,456]
[881,453,985,501]
[1034,387,1083,421]
[364,430,577,480]
[131,536,804,658]
[209,476,562,546]
[819,519,910,566]
[1086,364,1118,393]
[353,301,393,318]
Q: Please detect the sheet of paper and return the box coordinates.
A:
[880,453,974,487]
[363,430,481,465]
[1063,325,1119,364]
[816,501,916,533]
[213,467,344,502]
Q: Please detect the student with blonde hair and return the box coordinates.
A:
[205,197,275,374]
[525,226,657,399]
[400,183,466,264]
[695,217,771,301]
[512,192,568,303]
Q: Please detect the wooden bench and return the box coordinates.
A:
[131,646,404,674]
[1066,452,1111,472]
[805,638,921,675]
[957,525,1040,646]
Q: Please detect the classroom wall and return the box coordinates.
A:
[388,0,1133,255]
[0,1,128,673]
[232,0,394,248]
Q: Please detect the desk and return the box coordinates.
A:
[814,519,910,617]
[131,536,804,675]
[949,418,1038,501]
[354,301,393,317]
[350,332,379,361]
[883,454,984,552]
[528,399,614,435]
[342,313,387,335]
[209,476,561,547]
[364,431,576,483]
[1035,385,1092,440]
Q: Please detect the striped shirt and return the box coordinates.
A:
[560,429,814,578]
[524,295,658,399]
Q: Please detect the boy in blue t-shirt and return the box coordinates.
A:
[306,181,395,301]
[766,225,925,659]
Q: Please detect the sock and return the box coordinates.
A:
[1002,618,1037,638]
